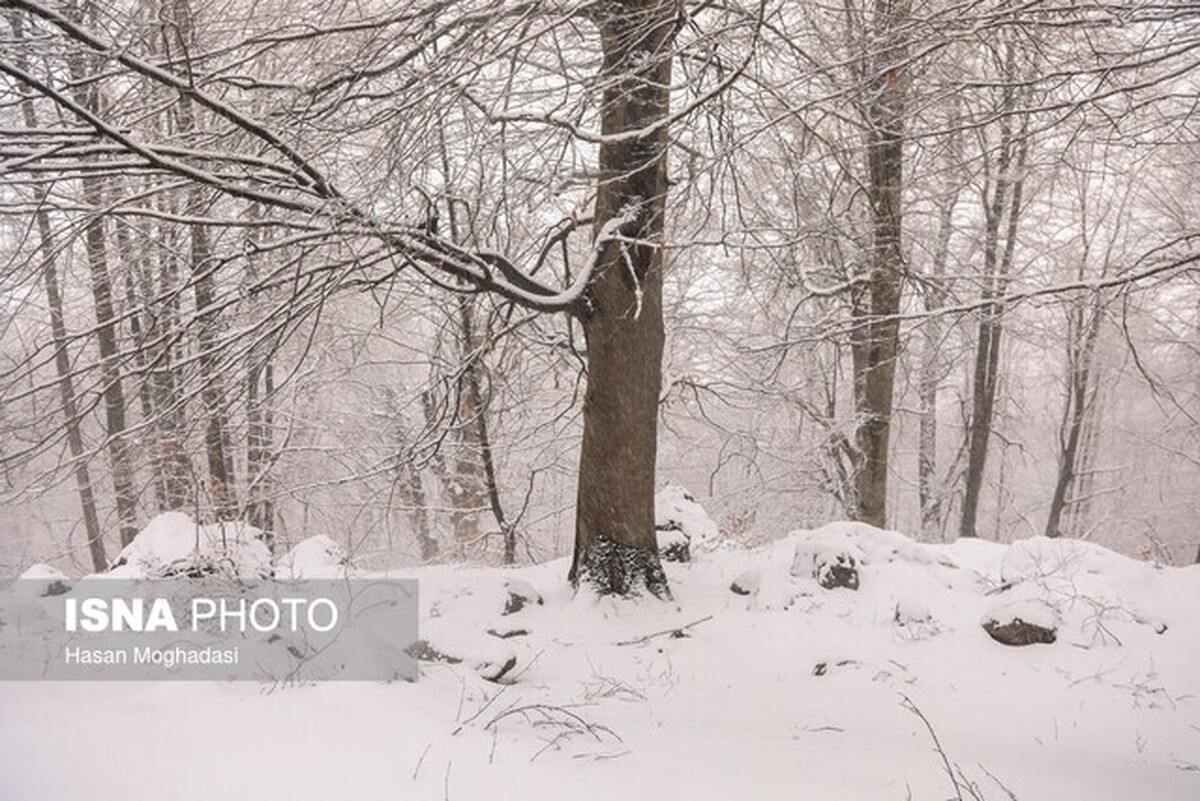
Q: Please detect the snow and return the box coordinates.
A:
[1,520,1198,800]
[655,485,720,559]
[276,534,350,579]
[105,512,272,579]
[982,597,1061,631]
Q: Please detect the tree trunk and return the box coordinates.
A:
[917,195,956,537]
[190,214,239,518]
[959,52,1027,539]
[165,0,238,519]
[12,14,108,570]
[239,203,274,540]
[434,124,509,562]
[1045,288,1103,539]
[148,201,194,512]
[64,16,139,546]
[455,300,513,563]
[568,0,675,598]
[918,108,962,539]
[852,0,909,529]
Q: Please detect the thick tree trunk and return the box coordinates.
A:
[852,0,909,529]
[242,204,275,542]
[80,176,140,546]
[398,460,437,561]
[568,0,675,598]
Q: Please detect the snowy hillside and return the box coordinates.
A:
[2,519,1198,800]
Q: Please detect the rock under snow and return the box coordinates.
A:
[277,535,350,579]
[503,578,543,615]
[111,512,272,579]
[655,484,719,562]
[17,563,71,597]
[730,568,761,596]
[790,530,864,590]
[406,624,518,682]
[982,599,1059,646]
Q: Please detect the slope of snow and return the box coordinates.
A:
[1,521,1197,801]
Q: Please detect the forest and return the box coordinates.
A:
[1,0,1198,581]
[2,2,1200,799]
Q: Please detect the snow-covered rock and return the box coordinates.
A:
[982,598,1060,646]
[277,534,350,579]
[730,568,761,596]
[406,623,518,682]
[790,529,865,590]
[17,563,71,597]
[503,578,543,615]
[111,512,272,579]
[654,484,719,562]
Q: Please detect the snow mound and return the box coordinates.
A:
[277,535,350,579]
[111,512,272,579]
[789,527,866,589]
[410,621,518,682]
[1000,536,1141,583]
[655,484,719,561]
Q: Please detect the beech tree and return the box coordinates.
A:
[0,0,736,595]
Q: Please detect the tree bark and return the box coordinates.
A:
[852,0,909,529]
[64,7,139,546]
[1045,287,1103,539]
[455,300,513,564]
[959,51,1027,539]
[244,216,276,543]
[569,0,676,598]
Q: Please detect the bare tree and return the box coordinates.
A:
[850,0,910,528]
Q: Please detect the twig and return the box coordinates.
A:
[412,741,432,780]
[901,694,964,801]
[980,763,1019,800]
[616,614,714,646]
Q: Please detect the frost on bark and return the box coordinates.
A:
[568,0,676,599]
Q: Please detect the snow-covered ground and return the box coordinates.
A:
[2,517,1198,800]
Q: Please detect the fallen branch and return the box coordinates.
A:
[616,614,714,646]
